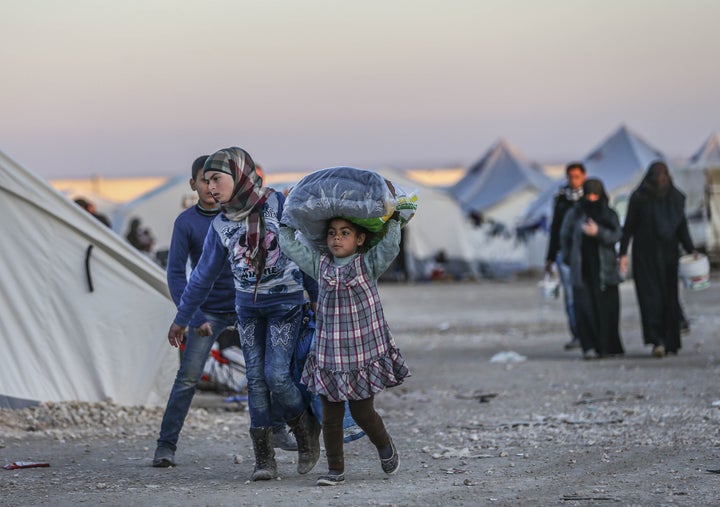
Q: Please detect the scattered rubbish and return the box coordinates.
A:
[575,394,645,405]
[437,322,451,331]
[711,400,720,408]
[462,478,476,486]
[443,467,466,474]
[489,351,527,364]
[3,461,50,470]
[496,414,624,428]
[456,391,498,403]
[561,494,617,502]
[707,469,720,474]
[422,445,499,460]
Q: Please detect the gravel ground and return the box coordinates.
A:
[2,275,720,506]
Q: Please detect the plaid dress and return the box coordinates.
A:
[301,253,409,402]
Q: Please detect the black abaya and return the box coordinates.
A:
[620,187,694,353]
[574,235,623,356]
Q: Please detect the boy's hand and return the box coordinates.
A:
[168,323,187,348]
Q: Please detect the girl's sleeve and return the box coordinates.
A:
[302,272,319,304]
[279,226,321,279]
[364,219,401,279]
[174,226,229,327]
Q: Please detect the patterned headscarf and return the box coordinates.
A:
[204,147,274,297]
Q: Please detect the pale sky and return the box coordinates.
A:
[2,0,719,179]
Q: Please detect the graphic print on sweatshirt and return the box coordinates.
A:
[232,229,284,288]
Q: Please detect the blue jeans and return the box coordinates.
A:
[237,303,306,428]
[157,311,237,451]
[556,253,578,340]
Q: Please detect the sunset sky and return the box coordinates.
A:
[2,0,719,179]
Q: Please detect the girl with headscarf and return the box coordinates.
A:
[167,147,320,481]
[560,178,624,359]
[619,161,696,357]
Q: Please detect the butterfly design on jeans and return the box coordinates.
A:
[238,321,257,348]
[270,322,296,350]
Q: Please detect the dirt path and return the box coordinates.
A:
[2,277,720,506]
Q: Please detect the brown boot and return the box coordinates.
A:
[288,410,321,474]
[249,427,277,481]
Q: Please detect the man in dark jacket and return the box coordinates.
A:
[545,162,587,350]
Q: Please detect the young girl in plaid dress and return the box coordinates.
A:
[279,215,410,486]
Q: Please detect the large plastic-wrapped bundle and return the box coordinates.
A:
[283,167,416,250]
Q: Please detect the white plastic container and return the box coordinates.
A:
[538,273,560,301]
[679,254,710,290]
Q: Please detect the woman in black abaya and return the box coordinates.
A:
[561,178,624,359]
[619,161,696,357]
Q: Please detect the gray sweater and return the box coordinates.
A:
[560,204,622,289]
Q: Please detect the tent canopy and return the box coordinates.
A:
[673,132,720,252]
[688,132,720,168]
[0,150,178,408]
[522,125,665,226]
[450,139,552,218]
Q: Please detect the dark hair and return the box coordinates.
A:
[191,155,210,180]
[566,162,586,175]
[73,197,90,210]
[326,217,374,253]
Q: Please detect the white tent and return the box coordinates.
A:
[374,167,478,280]
[521,125,665,267]
[0,150,178,408]
[448,140,552,274]
[111,175,197,256]
[451,139,552,224]
[674,132,720,253]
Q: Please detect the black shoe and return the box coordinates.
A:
[152,446,176,467]
[564,338,581,350]
[316,471,345,486]
[379,438,399,475]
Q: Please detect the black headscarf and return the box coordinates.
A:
[580,178,610,223]
[637,161,685,241]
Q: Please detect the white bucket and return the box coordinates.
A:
[679,254,710,290]
[538,274,560,301]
